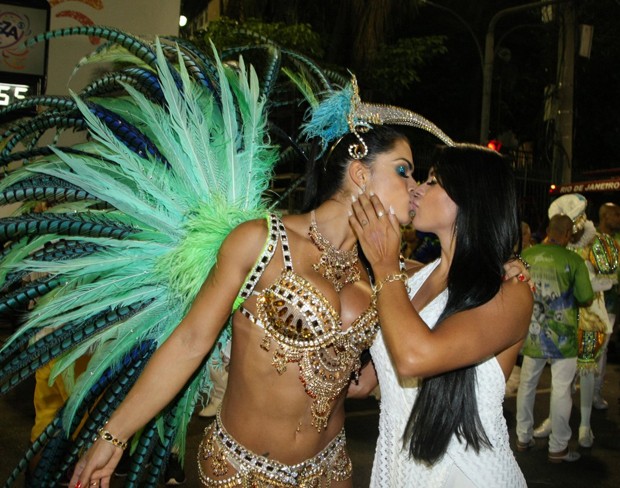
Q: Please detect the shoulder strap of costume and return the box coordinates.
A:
[275,215,294,272]
[232,213,281,311]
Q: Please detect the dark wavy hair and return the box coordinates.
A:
[404,144,520,464]
[302,125,409,211]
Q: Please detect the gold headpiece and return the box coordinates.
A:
[301,76,454,160]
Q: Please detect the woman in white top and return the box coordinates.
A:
[349,144,533,487]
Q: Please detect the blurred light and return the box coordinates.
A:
[579,24,593,58]
[179,15,187,27]
[549,184,557,193]
[487,139,502,152]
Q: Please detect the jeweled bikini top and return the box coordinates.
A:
[237,214,379,432]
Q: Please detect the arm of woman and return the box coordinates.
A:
[70,219,268,488]
[350,194,532,379]
[374,279,532,377]
[347,360,379,399]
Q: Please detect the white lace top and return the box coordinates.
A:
[369,260,526,488]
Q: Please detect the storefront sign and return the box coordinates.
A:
[550,177,620,194]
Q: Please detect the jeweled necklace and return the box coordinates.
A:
[308,210,360,292]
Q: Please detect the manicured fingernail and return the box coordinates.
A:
[389,206,395,214]
[347,210,352,216]
[351,194,357,202]
[75,482,82,488]
[517,273,526,282]
[369,191,374,196]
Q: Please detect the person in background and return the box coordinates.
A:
[399,223,419,260]
[505,221,535,396]
[521,221,534,250]
[198,340,230,418]
[599,202,620,244]
[596,202,620,401]
[532,195,618,448]
[516,213,593,462]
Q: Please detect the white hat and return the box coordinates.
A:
[548,193,588,233]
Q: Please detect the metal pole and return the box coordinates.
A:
[479,0,566,144]
[554,1,575,184]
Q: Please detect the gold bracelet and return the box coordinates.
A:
[97,424,128,451]
[372,272,409,297]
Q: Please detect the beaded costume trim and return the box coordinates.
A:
[255,270,378,431]
[197,409,352,487]
[238,214,379,432]
[589,233,619,275]
[577,328,606,374]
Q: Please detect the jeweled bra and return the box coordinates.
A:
[237,214,379,432]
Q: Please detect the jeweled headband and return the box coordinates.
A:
[301,76,454,159]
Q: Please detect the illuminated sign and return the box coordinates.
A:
[0,1,49,102]
[549,178,620,194]
[0,81,29,106]
[0,3,47,76]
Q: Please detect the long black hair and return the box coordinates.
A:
[404,144,520,464]
[302,125,409,211]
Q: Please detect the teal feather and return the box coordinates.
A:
[300,83,354,153]
[0,236,49,284]
[72,42,152,80]
[282,67,319,109]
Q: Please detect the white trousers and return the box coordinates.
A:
[516,356,577,452]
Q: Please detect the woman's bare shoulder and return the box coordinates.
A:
[500,278,534,306]
[220,216,271,261]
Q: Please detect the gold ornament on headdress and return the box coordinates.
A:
[345,76,454,159]
[301,75,454,162]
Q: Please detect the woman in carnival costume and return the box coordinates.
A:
[0,27,454,487]
[71,81,451,488]
[349,145,533,487]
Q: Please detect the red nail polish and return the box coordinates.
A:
[517,273,525,282]
[75,482,82,488]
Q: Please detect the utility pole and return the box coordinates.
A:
[553,1,575,184]
[479,0,567,144]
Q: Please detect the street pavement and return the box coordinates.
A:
[1,347,619,487]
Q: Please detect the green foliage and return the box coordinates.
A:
[191,17,324,59]
[365,35,447,102]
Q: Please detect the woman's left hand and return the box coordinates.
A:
[349,193,402,274]
[504,255,535,292]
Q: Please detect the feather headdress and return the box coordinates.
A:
[301,75,454,158]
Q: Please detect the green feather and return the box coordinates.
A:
[0,33,285,470]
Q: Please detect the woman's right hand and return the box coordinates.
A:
[349,193,402,275]
[69,439,124,488]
